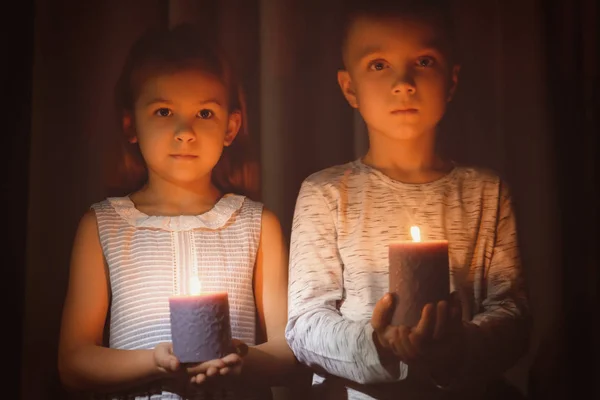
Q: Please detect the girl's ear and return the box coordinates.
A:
[123,112,137,143]
[224,111,241,147]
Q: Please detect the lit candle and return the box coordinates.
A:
[168,277,232,363]
[388,226,450,327]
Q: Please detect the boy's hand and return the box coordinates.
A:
[371,292,464,366]
[408,291,463,359]
[187,339,247,385]
[417,293,466,383]
[372,293,426,363]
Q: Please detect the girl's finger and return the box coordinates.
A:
[222,353,243,365]
[232,339,249,357]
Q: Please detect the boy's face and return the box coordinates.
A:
[338,16,460,141]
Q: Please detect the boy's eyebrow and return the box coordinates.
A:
[417,46,445,56]
[355,45,383,62]
[145,98,223,107]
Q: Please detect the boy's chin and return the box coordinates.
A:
[374,125,433,141]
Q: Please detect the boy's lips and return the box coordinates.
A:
[391,108,418,114]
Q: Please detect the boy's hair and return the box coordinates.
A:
[110,23,260,200]
[341,0,458,66]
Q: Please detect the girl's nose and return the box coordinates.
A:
[174,126,196,142]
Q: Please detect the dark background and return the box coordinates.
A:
[5,0,597,399]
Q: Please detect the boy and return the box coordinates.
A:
[285,1,530,399]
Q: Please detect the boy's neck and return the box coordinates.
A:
[130,175,222,216]
[363,129,451,184]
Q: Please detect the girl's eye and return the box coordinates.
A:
[417,57,435,68]
[197,109,213,119]
[155,108,172,117]
[369,61,388,71]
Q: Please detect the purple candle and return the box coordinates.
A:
[169,278,232,364]
[389,226,450,327]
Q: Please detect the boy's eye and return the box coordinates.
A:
[197,109,213,119]
[417,57,435,67]
[155,108,172,117]
[369,61,389,71]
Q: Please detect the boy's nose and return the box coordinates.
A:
[392,73,416,95]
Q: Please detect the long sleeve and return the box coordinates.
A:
[284,181,407,385]
[451,182,531,388]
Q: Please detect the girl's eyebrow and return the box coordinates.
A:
[145,98,172,106]
[354,45,444,64]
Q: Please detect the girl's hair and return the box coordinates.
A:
[110,23,260,200]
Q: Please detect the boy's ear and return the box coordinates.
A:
[224,111,242,147]
[123,113,137,143]
[337,69,359,109]
[447,64,461,102]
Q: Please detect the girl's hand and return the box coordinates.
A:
[188,339,248,385]
[153,342,180,374]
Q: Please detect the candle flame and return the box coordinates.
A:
[189,276,202,295]
[410,226,421,242]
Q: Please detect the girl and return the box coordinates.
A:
[58,24,296,399]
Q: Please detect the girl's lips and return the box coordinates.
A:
[170,154,198,159]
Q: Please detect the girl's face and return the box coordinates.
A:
[126,69,241,187]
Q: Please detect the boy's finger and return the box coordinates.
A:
[400,326,418,361]
[414,303,435,340]
[372,293,394,333]
[390,330,408,362]
[433,300,449,340]
[450,291,463,321]
[390,328,417,364]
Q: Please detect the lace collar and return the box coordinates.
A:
[107,194,246,231]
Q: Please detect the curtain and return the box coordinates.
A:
[15,0,596,399]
